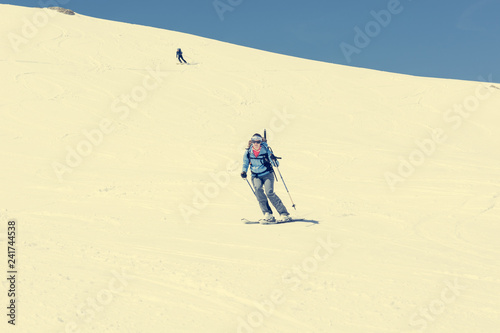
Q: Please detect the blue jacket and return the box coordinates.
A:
[242,142,278,177]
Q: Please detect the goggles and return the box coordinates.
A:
[251,135,263,143]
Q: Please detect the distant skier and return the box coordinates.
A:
[176,48,187,64]
[241,133,291,223]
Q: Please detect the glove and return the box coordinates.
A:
[241,171,247,179]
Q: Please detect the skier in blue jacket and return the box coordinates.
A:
[241,133,291,223]
[176,48,187,64]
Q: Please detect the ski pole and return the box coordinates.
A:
[275,165,296,210]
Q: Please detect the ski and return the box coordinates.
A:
[241,218,259,224]
[241,218,304,225]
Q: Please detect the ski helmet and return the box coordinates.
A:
[251,133,263,142]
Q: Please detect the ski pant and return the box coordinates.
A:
[177,55,187,63]
[252,172,288,215]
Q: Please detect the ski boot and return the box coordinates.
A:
[279,213,292,222]
[259,213,276,224]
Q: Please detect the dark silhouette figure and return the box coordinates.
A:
[176,48,187,64]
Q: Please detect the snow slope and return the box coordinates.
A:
[1,4,500,333]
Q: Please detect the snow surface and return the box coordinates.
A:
[1,4,500,333]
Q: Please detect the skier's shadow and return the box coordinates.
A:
[278,218,319,224]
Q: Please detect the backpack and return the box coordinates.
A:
[246,143,277,177]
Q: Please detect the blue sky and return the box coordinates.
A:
[3,0,500,82]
